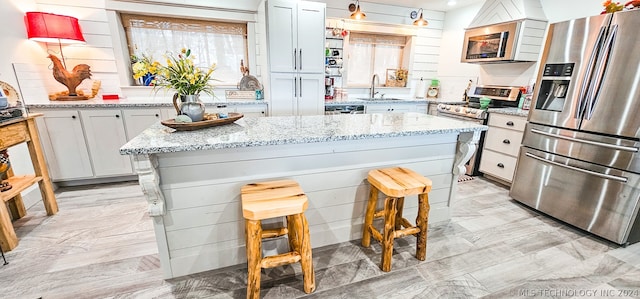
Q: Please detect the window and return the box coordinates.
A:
[121,14,248,86]
[346,33,406,87]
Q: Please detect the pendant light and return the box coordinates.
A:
[349,0,366,20]
[410,8,429,26]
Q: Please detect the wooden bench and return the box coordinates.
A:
[0,114,57,252]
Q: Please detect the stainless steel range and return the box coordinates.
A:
[437,85,521,175]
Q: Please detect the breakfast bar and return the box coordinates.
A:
[120,112,487,278]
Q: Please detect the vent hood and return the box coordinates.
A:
[461,0,548,64]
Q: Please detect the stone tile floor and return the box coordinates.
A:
[1,177,639,298]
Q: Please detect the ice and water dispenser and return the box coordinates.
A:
[535,63,574,111]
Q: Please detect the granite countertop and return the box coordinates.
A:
[26,98,267,109]
[324,98,466,105]
[488,108,530,117]
[120,112,488,155]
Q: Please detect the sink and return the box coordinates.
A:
[358,97,403,101]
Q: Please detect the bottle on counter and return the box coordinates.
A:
[216,104,229,119]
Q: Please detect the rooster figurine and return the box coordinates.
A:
[47,54,92,100]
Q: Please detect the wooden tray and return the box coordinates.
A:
[161,113,244,131]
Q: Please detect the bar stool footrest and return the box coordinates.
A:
[398,218,413,229]
[394,227,420,238]
[261,228,288,239]
[369,226,383,243]
[373,210,385,219]
[261,252,302,269]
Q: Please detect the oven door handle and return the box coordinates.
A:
[530,128,638,152]
[525,152,627,183]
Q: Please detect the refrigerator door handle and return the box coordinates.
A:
[586,25,618,120]
[531,128,639,152]
[525,152,628,183]
[576,26,607,119]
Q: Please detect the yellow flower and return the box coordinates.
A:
[153,48,218,97]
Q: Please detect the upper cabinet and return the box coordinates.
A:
[266,0,326,73]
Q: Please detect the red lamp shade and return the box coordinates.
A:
[25,12,85,44]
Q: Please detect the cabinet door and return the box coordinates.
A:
[80,109,133,177]
[161,108,178,120]
[297,1,326,73]
[233,104,267,117]
[122,108,162,140]
[34,110,93,181]
[298,73,324,115]
[267,0,296,73]
[366,104,388,114]
[269,73,296,116]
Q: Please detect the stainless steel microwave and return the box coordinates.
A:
[461,21,521,63]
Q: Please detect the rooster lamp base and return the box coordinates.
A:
[50,95,89,101]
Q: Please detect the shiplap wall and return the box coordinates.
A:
[14,0,261,103]
[323,0,446,96]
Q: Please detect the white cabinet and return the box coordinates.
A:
[80,110,133,177]
[123,108,163,139]
[35,110,93,181]
[266,0,325,73]
[233,104,267,117]
[366,103,414,113]
[479,113,527,184]
[266,0,325,116]
[270,73,324,116]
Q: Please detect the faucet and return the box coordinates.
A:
[370,74,379,98]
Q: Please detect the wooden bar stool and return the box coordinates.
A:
[362,167,432,272]
[241,180,315,299]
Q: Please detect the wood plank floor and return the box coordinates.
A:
[1,178,639,298]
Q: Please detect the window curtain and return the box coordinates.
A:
[121,14,248,86]
[346,33,405,87]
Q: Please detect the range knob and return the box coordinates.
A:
[446,106,451,110]
[465,108,472,113]
[455,107,461,112]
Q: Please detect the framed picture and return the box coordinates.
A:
[385,68,408,87]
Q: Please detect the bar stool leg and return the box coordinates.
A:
[416,193,430,261]
[286,215,299,252]
[381,196,398,272]
[394,197,405,230]
[291,213,315,293]
[245,220,262,299]
[362,185,378,247]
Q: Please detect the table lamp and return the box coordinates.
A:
[25,12,92,101]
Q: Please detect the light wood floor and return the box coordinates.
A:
[1,178,639,298]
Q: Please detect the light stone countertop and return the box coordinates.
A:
[120,112,488,155]
[324,98,466,105]
[488,108,530,117]
[25,98,266,109]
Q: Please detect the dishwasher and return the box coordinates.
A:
[324,105,365,115]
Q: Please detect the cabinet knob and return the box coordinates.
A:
[497,163,505,168]
[261,111,265,114]
[71,115,76,119]
[155,114,159,117]
[506,121,514,126]
[115,115,120,118]
[503,139,511,144]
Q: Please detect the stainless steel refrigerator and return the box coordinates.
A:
[511,9,640,245]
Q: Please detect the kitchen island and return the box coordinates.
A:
[120,112,487,278]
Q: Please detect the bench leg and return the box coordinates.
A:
[381,196,398,272]
[0,200,18,252]
[362,185,378,247]
[245,220,262,299]
[416,193,430,261]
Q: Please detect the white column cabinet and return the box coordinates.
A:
[266,0,325,73]
[80,110,133,177]
[34,110,93,181]
[266,0,325,116]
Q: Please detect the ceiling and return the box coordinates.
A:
[357,0,484,11]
